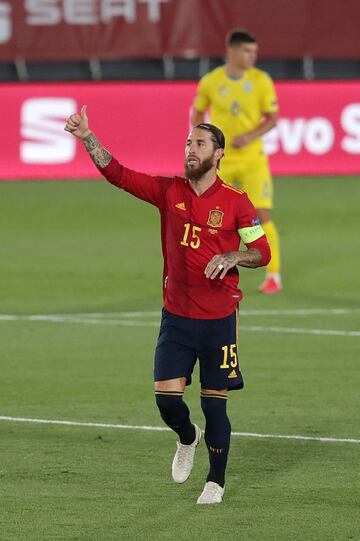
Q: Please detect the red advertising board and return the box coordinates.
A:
[0,0,359,60]
[0,81,359,180]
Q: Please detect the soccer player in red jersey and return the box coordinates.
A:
[65,106,270,504]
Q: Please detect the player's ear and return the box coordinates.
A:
[214,148,224,162]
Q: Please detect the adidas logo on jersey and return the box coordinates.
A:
[175,202,186,210]
[228,369,237,379]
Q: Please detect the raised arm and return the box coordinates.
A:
[64,105,112,168]
[64,105,167,208]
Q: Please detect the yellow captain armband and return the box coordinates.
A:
[239,224,265,244]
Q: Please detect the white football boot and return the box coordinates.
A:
[196,481,224,504]
[171,424,202,484]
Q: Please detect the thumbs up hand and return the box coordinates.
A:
[64,104,91,140]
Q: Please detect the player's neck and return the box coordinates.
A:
[226,63,246,79]
[188,171,217,196]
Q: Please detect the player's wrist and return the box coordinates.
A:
[225,251,243,266]
[80,129,92,141]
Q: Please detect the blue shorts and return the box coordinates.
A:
[154,309,244,391]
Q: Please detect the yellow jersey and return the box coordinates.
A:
[193,66,278,161]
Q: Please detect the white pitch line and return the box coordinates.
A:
[230,431,360,444]
[240,325,360,337]
[0,315,159,327]
[241,308,360,316]
[0,308,359,321]
[0,416,168,432]
[68,311,161,318]
[0,314,358,337]
[0,415,359,445]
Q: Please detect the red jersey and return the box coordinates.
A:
[100,157,270,319]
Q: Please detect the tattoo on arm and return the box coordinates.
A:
[83,132,112,168]
[233,248,262,268]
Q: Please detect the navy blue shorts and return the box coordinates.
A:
[154,309,244,391]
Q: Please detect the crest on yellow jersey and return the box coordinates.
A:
[207,210,224,228]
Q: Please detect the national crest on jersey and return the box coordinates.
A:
[207,209,224,228]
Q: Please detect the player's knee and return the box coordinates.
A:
[200,394,227,418]
[155,393,183,421]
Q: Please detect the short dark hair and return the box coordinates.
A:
[194,123,225,150]
[226,29,256,48]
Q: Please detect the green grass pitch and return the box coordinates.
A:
[0,176,359,540]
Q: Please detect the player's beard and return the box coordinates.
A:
[184,154,215,181]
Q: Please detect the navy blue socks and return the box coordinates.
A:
[155,391,196,445]
[200,392,231,487]
[155,390,231,486]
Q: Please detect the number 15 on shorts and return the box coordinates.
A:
[220,344,238,368]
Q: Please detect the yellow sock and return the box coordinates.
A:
[262,220,281,275]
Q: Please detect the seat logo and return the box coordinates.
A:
[20,98,77,164]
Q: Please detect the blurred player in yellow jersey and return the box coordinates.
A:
[192,29,282,293]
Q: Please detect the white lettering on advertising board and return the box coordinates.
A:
[0,1,11,44]
[25,0,169,25]
[21,98,77,164]
[341,104,360,154]
[264,107,360,156]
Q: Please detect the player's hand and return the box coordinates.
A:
[231,133,251,148]
[64,105,90,139]
[205,252,241,280]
